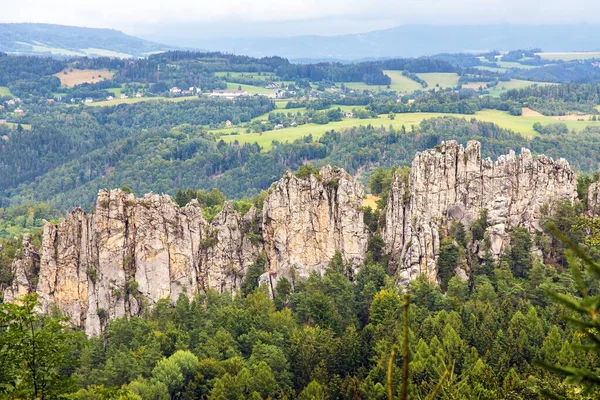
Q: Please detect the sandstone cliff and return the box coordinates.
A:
[587,181,600,216]
[4,166,367,334]
[383,140,577,284]
[261,165,368,288]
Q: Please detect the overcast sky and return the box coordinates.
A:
[2,0,599,37]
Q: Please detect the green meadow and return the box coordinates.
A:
[0,86,13,97]
[536,52,600,61]
[487,79,554,96]
[416,73,460,89]
[214,109,600,150]
[86,95,198,106]
[225,82,274,95]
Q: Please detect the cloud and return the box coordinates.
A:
[2,0,598,36]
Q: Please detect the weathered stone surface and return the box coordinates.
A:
[587,181,600,216]
[383,140,577,285]
[5,166,367,334]
[4,190,261,335]
[3,235,40,303]
[262,165,368,287]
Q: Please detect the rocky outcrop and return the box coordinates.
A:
[587,181,600,216]
[262,165,368,287]
[6,190,262,335]
[383,140,578,284]
[3,235,40,303]
[5,166,367,334]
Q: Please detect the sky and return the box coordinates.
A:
[1,0,599,38]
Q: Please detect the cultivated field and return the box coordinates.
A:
[55,69,115,87]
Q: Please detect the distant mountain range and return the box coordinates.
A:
[170,24,600,60]
[0,23,176,58]
[2,23,600,61]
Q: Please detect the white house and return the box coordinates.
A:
[135,92,143,98]
[84,98,94,104]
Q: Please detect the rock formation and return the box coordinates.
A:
[3,166,367,334]
[261,165,368,289]
[383,140,577,284]
[587,181,600,216]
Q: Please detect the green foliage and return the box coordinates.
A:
[509,227,533,278]
[295,163,320,179]
[437,238,460,292]
[0,294,80,399]
[536,224,600,396]
[471,209,489,242]
[241,254,266,296]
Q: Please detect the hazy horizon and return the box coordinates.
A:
[3,0,600,38]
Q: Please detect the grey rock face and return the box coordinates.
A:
[261,165,369,288]
[587,181,600,216]
[5,166,367,334]
[383,140,577,285]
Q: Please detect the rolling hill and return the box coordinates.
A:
[172,24,600,60]
[0,23,177,58]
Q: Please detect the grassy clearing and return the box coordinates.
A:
[382,71,423,92]
[216,109,600,150]
[86,96,198,107]
[80,48,132,58]
[473,65,508,73]
[461,82,492,90]
[340,82,388,91]
[495,61,537,70]
[0,86,13,97]
[224,82,274,95]
[2,122,32,130]
[487,79,554,96]
[55,69,115,87]
[537,52,600,61]
[106,86,123,97]
[16,41,83,56]
[416,73,460,89]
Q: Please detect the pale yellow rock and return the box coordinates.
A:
[262,165,368,284]
[383,140,577,285]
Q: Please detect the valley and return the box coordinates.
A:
[1,22,600,400]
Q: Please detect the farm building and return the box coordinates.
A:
[0,119,6,125]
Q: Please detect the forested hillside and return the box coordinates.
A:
[0,23,175,58]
